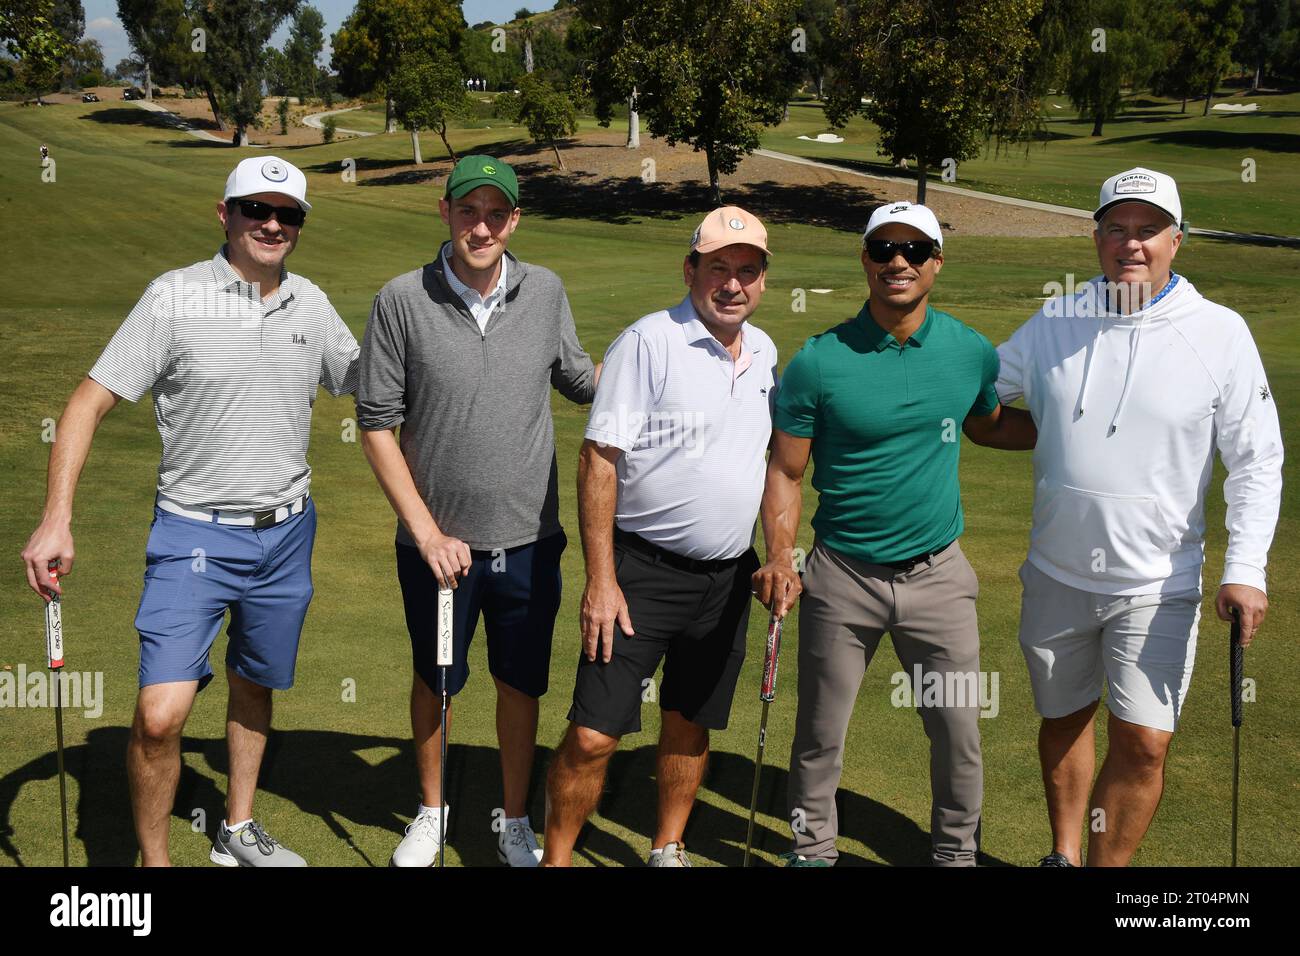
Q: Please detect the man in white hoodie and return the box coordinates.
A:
[996,167,1283,867]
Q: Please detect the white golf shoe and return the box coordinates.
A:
[390,805,449,867]
[647,842,692,867]
[497,819,543,867]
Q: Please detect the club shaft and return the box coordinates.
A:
[54,671,68,866]
[439,667,448,869]
[743,699,771,867]
[1231,725,1240,868]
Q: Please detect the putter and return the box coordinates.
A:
[743,602,784,867]
[43,561,69,867]
[436,587,454,869]
[1230,607,1244,868]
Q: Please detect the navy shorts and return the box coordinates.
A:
[135,501,316,691]
[396,531,566,699]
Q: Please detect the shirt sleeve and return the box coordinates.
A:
[88,279,174,402]
[996,314,1034,405]
[356,292,407,431]
[969,333,1001,417]
[321,305,361,398]
[772,343,820,438]
[1215,322,1284,592]
[584,329,660,452]
[550,287,596,404]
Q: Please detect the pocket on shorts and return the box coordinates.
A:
[1032,480,1177,582]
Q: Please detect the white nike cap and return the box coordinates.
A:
[863,201,943,248]
[1094,167,1180,228]
[223,156,312,211]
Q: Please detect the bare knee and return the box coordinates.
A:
[660,710,708,755]
[132,700,187,749]
[1043,700,1099,737]
[563,724,620,765]
[1107,718,1171,775]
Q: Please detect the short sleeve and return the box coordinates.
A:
[88,280,174,402]
[996,315,1034,405]
[584,330,660,452]
[321,305,361,397]
[772,343,820,438]
[969,334,1001,417]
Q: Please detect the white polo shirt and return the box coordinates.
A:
[442,243,507,334]
[585,296,778,560]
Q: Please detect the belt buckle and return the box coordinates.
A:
[252,509,277,530]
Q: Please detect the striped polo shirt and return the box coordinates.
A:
[89,248,360,511]
[585,296,778,561]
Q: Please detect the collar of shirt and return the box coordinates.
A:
[855,301,935,351]
[675,295,759,368]
[211,246,295,312]
[441,242,508,310]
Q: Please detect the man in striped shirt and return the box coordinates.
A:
[20,157,359,867]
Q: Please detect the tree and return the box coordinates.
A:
[507,72,577,167]
[331,0,464,134]
[827,0,1043,204]
[64,35,101,86]
[117,0,191,101]
[795,0,835,98]
[1184,0,1246,114]
[1063,0,1169,136]
[389,50,470,162]
[189,0,299,146]
[1236,0,1290,89]
[577,0,801,204]
[284,3,323,98]
[513,7,531,20]
[1,0,73,101]
[113,55,143,81]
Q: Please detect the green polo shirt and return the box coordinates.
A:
[774,302,1000,564]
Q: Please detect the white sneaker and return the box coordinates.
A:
[647,841,691,867]
[497,819,543,867]
[390,805,449,867]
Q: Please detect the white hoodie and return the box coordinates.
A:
[997,274,1283,596]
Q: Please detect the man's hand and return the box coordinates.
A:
[752,559,801,619]
[417,531,471,590]
[21,520,74,601]
[580,573,634,663]
[1217,584,1268,647]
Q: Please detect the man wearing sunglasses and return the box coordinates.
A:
[357,155,597,867]
[996,168,1282,866]
[21,156,360,866]
[752,201,1035,866]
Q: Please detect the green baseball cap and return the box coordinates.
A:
[444,154,519,207]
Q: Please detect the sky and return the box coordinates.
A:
[82,1,558,75]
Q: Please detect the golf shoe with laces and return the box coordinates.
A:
[1038,851,1077,867]
[647,841,691,867]
[390,805,449,867]
[210,820,307,867]
[497,819,543,867]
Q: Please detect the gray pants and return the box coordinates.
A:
[788,539,984,866]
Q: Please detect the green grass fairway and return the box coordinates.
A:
[764,92,1300,236]
[1,97,1296,868]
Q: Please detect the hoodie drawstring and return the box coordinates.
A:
[1107,319,1144,436]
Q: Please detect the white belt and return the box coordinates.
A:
[157,494,307,528]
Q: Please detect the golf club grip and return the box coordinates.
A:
[1230,611,1243,728]
[44,563,64,670]
[760,614,782,702]
[436,588,454,668]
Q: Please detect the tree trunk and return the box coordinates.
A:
[236,124,249,147]
[525,38,534,74]
[627,88,639,148]
[205,83,227,132]
[706,147,721,205]
[1251,62,1261,93]
[144,61,153,101]
[816,72,824,99]
[1091,115,1104,136]
[1202,75,1217,116]
[385,95,397,133]
[552,139,565,169]
[1180,96,1187,113]
[437,122,458,161]
[410,128,423,164]
[915,160,928,205]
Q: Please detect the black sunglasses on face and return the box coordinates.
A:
[232,198,306,227]
[864,239,937,265]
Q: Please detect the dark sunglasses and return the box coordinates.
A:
[233,198,306,227]
[864,239,937,265]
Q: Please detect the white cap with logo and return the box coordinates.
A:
[863,201,943,248]
[224,156,312,211]
[1094,167,1181,228]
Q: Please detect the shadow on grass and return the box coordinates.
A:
[1101,128,1300,153]
[0,724,1011,867]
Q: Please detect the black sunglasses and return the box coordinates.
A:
[864,239,937,265]
[232,198,306,227]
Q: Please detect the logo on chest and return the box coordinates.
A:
[291,333,307,345]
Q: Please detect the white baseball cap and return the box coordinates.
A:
[1094,167,1180,228]
[863,201,943,248]
[224,156,312,211]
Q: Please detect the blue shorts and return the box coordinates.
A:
[135,501,316,691]
[395,531,566,699]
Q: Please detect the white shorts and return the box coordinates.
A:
[1016,561,1201,732]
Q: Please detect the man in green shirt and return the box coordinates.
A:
[752,202,1035,866]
